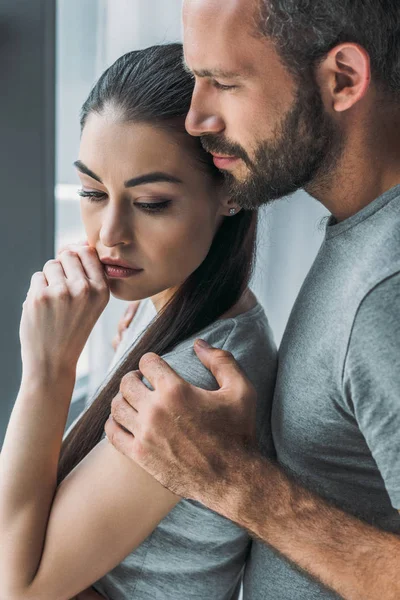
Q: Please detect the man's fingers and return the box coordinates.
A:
[138,353,185,390]
[194,339,248,392]
[104,414,135,459]
[119,369,149,409]
[110,391,139,439]
[125,300,140,323]
[112,333,121,352]
[118,301,140,335]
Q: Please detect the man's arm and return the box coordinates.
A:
[208,448,399,600]
[106,313,400,600]
[107,397,400,600]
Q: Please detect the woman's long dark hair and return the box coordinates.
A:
[57,43,258,485]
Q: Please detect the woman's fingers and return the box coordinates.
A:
[77,246,107,284]
[42,259,67,287]
[56,251,85,281]
[56,239,89,255]
[29,271,48,294]
[58,246,107,286]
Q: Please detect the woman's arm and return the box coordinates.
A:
[0,247,179,600]
[0,376,179,600]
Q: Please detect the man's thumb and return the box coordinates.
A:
[194,339,246,390]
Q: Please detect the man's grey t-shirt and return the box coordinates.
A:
[89,300,277,600]
[244,185,400,599]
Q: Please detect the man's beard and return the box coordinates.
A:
[200,76,345,210]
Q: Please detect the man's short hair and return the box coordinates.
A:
[257,0,400,94]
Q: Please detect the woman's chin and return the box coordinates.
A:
[108,283,146,303]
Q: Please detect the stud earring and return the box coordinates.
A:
[229,208,236,216]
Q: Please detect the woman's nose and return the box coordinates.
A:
[99,203,134,248]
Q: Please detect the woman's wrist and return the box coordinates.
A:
[20,364,77,393]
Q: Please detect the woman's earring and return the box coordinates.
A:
[229,208,236,216]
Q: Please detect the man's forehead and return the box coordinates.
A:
[183,0,258,32]
[182,0,260,76]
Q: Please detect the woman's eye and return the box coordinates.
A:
[135,200,172,213]
[77,189,107,203]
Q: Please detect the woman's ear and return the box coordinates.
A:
[218,191,242,217]
[316,42,371,113]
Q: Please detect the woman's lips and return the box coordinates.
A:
[103,265,143,279]
[212,155,240,170]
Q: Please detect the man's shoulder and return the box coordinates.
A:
[349,270,400,348]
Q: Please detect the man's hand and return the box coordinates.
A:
[112,301,140,352]
[104,339,257,503]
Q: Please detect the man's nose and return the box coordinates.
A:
[185,88,225,137]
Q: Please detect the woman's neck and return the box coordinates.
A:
[219,288,257,320]
[150,286,257,318]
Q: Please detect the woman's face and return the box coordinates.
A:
[76,113,234,308]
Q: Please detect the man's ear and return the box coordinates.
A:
[317,43,371,113]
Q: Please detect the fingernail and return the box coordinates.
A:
[195,338,211,349]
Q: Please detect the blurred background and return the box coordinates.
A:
[0,0,328,445]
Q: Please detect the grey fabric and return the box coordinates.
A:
[91,301,277,599]
[244,184,400,599]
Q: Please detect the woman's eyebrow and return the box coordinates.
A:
[73,162,183,188]
[73,160,103,183]
[124,172,184,188]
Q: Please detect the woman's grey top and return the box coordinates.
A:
[85,299,277,600]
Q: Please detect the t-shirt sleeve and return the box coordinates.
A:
[99,323,235,443]
[142,322,234,393]
[343,272,400,508]
[143,316,278,458]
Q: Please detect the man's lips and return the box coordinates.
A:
[211,154,240,169]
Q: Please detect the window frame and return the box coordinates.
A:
[0,0,56,446]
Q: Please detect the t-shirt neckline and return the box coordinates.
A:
[325,184,400,240]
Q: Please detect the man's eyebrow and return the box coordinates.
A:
[73,160,103,183]
[124,172,184,188]
[193,68,242,79]
[181,57,243,80]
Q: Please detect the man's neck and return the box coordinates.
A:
[305,115,400,222]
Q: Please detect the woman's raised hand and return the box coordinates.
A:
[19,242,110,381]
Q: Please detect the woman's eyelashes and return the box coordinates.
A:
[136,200,172,213]
[77,189,172,213]
[78,190,107,202]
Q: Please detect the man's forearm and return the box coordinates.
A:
[206,451,400,600]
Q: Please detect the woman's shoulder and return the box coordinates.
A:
[167,300,275,355]
[160,300,277,393]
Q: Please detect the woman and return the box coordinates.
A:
[0,44,277,600]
